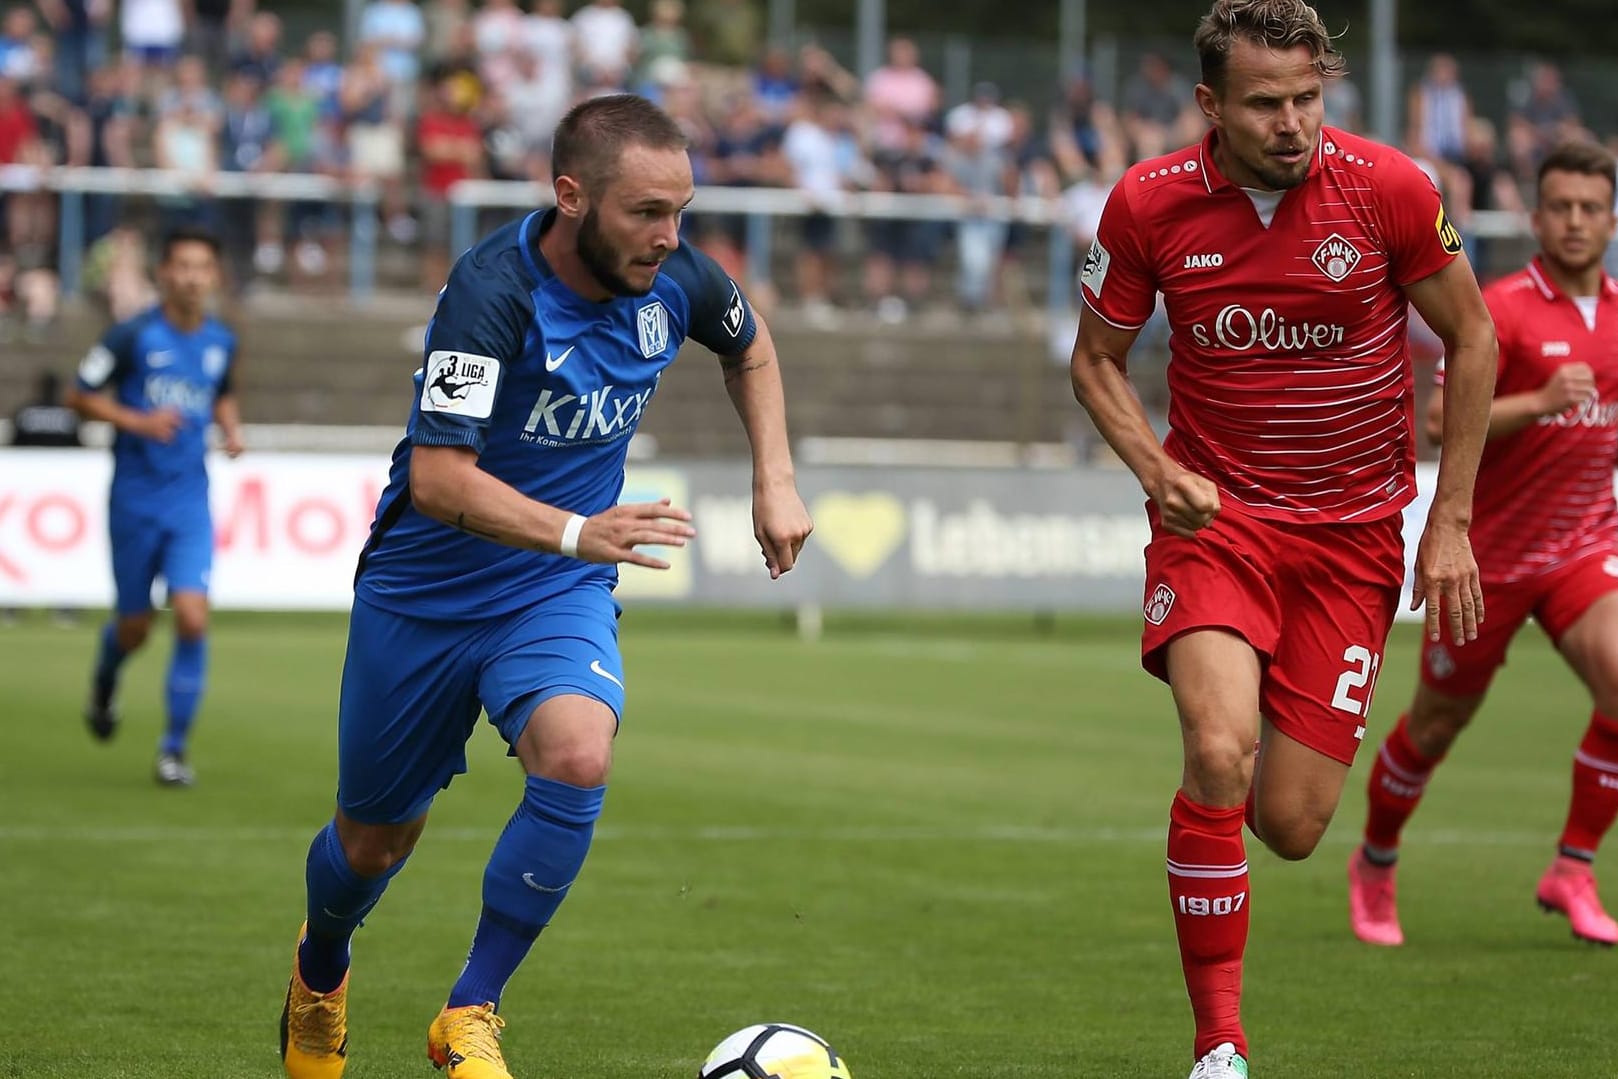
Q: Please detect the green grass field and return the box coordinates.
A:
[2,610,1612,1079]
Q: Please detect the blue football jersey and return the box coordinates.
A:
[355,209,758,618]
[75,307,238,506]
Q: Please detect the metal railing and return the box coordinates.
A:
[0,165,1534,318]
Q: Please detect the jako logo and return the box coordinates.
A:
[1183,252,1224,269]
[522,383,657,446]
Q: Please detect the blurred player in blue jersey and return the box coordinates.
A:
[66,225,244,788]
[279,95,813,1079]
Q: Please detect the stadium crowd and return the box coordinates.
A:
[0,0,1610,335]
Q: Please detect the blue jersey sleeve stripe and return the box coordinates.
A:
[410,426,486,452]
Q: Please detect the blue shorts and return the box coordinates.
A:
[109,505,213,615]
[336,588,626,824]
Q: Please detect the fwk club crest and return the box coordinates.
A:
[636,301,669,358]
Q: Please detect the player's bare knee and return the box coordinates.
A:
[536,742,613,788]
[338,820,422,877]
[116,615,152,652]
[174,606,209,641]
[1258,810,1330,861]
[1181,729,1256,805]
[1408,699,1474,757]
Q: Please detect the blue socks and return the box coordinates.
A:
[299,821,407,993]
[161,636,207,756]
[447,775,606,1009]
[92,621,126,709]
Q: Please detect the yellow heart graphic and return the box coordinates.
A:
[810,492,908,578]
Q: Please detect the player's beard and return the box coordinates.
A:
[577,206,652,298]
[1250,146,1312,191]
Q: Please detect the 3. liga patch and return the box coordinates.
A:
[421,350,500,418]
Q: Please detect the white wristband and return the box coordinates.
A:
[559,513,588,558]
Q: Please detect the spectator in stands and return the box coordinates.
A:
[416,67,484,289]
[572,0,638,89]
[218,67,272,285]
[361,0,426,113]
[1119,51,1199,161]
[153,85,219,234]
[704,91,787,286]
[864,36,938,153]
[946,89,1011,315]
[692,0,761,68]
[1452,116,1525,274]
[1049,71,1124,187]
[303,31,345,119]
[797,43,858,105]
[422,0,468,68]
[10,371,83,447]
[500,44,568,176]
[186,0,247,76]
[159,54,222,131]
[523,0,574,110]
[473,0,526,94]
[998,99,1059,309]
[342,42,413,242]
[1324,72,1363,132]
[82,61,136,242]
[81,222,156,320]
[35,0,111,104]
[865,115,949,324]
[0,6,40,83]
[1406,53,1469,164]
[750,44,796,124]
[638,0,692,94]
[784,91,852,324]
[119,0,183,70]
[230,11,282,84]
[479,86,532,183]
[1508,61,1582,179]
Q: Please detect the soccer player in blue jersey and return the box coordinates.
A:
[279,95,813,1079]
[66,225,244,788]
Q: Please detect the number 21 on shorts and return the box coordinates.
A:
[1331,644,1382,717]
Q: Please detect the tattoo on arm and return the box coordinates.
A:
[454,511,499,540]
[721,353,773,382]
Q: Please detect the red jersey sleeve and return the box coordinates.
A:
[1376,150,1463,287]
[1079,179,1157,330]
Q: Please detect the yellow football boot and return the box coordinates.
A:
[426,1003,513,1078]
[279,924,350,1079]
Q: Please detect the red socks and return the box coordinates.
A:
[1559,712,1618,859]
[1363,713,1443,857]
[1168,791,1249,1059]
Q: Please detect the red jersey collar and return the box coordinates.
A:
[1195,126,1327,195]
[1524,254,1618,303]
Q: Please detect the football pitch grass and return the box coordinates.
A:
[2,610,1612,1078]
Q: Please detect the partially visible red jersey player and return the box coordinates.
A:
[1349,140,1618,950]
[1069,0,1497,1075]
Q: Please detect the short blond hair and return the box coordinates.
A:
[1194,0,1347,94]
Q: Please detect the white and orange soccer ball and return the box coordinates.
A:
[698,1023,851,1079]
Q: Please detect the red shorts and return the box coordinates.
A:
[1141,503,1405,765]
[1420,544,1618,696]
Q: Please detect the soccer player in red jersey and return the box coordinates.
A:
[1349,140,1618,950]
[1068,1,1497,1074]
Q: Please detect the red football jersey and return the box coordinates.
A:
[1082,127,1461,523]
[1437,258,1618,583]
